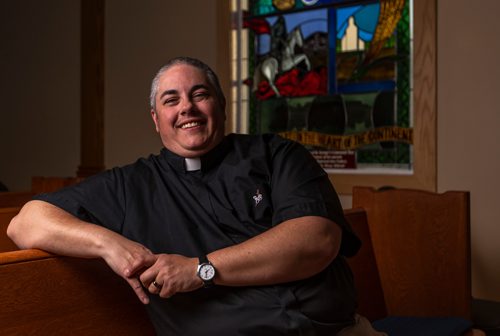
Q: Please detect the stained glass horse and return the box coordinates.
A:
[253,26,311,97]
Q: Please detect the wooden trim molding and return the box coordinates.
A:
[77,0,105,178]
[216,0,233,135]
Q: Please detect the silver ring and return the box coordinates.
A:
[152,280,162,289]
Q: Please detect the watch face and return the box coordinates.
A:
[199,264,215,281]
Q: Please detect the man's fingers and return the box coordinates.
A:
[127,277,150,305]
[123,255,157,278]
[124,253,157,278]
[148,279,163,294]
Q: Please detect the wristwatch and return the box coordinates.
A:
[196,255,216,288]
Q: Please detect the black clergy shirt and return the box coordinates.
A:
[35,133,361,336]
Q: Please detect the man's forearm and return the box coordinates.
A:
[208,216,342,286]
[8,200,157,305]
[7,200,114,258]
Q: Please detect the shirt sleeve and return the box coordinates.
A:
[33,167,127,233]
[268,135,361,257]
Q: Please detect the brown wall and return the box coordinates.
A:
[0,0,80,190]
[104,0,219,168]
[437,0,500,301]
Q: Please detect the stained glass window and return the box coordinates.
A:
[231,0,413,172]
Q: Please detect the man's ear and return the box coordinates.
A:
[151,109,159,132]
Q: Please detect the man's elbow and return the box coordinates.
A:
[7,201,41,249]
[307,219,342,271]
[316,240,340,269]
[329,222,342,255]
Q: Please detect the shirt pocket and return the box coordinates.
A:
[244,182,274,227]
[217,181,273,237]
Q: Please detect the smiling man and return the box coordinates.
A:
[150,60,226,158]
[8,57,369,335]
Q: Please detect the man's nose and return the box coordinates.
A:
[179,99,194,115]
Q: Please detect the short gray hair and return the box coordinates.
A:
[149,56,226,112]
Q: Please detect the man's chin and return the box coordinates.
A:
[163,134,224,157]
[166,143,212,158]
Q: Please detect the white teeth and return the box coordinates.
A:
[181,122,200,129]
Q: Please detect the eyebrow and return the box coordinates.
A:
[158,84,210,101]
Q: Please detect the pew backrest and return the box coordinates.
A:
[0,249,155,335]
[344,208,388,321]
[0,191,35,208]
[31,176,83,193]
[352,186,471,319]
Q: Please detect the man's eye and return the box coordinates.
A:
[193,92,209,101]
[164,98,179,106]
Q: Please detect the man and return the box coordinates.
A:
[8,57,362,335]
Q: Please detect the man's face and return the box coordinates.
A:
[151,64,226,158]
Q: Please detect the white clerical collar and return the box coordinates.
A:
[185,157,201,171]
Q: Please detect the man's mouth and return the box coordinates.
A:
[179,121,203,129]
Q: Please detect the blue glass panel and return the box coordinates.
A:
[337,4,379,40]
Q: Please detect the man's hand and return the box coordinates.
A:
[139,254,203,299]
[100,234,158,304]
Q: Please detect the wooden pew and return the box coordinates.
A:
[344,208,388,322]
[0,176,82,209]
[0,209,379,334]
[0,207,21,252]
[0,208,482,334]
[352,186,471,319]
[349,189,483,335]
[0,191,35,208]
[31,176,83,194]
[0,249,155,335]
